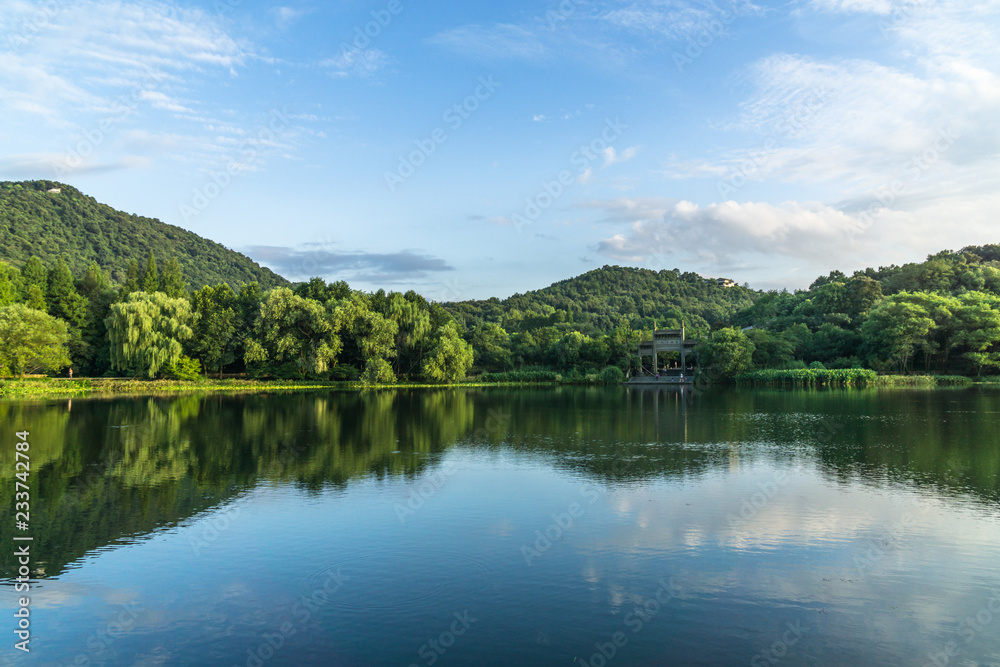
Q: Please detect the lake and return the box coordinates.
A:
[2,386,1000,666]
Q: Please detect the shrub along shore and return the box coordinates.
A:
[2,370,993,399]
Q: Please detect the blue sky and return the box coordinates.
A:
[1,0,998,299]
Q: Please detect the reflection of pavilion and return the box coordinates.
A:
[630,323,698,385]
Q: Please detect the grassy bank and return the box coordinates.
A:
[734,369,976,387]
[0,375,603,399]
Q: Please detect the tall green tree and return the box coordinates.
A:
[244,288,341,378]
[159,258,187,298]
[78,262,116,376]
[141,250,159,293]
[0,304,71,378]
[106,292,195,378]
[47,256,88,329]
[190,284,237,376]
[860,295,936,373]
[951,292,1000,375]
[0,262,21,306]
[20,256,47,301]
[334,292,398,378]
[698,327,755,378]
[121,259,142,297]
[422,321,474,382]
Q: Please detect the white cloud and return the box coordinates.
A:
[320,49,390,77]
[0,0,247,125]
[138,90,191,113]
[428,24,546,60]
[272,6,307,30]
[602,145,640,166]
[602,0,765,39]
[809,0,895,14]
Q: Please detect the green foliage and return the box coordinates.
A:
[20,256,47,299]
[159,257,187,298]
[166,355,203,380]
[246,287,342,379]
[735,368,877,386]
[479,370,560,383]
[47,256,88,329]
[360,358,396,385]
[698,327,755,378]
[0,181,287,290]
[422,322,474,382]
[0,304,72,377]
[141,250,159,293]
[0,262,21,306]
[599,365,625,384]
[190,284,237,377]
[24,285,46,312]
[106,292,195,378]
[445,265,755,338]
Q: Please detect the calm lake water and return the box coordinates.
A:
[2,386,1000,666]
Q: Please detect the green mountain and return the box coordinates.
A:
[0,180,287,289]
[446,264,758,336]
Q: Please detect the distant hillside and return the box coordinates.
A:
[446,265,758,335]
[0,180,287,289]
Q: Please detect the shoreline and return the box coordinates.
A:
[2,375,998,400]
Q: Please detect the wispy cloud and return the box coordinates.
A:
[428,24,546,60]
[602,145,640,166]
[320,49,391,78]
[245,245,454,282]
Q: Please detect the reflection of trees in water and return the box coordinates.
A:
[1,386,998,579]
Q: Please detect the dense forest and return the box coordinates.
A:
[1,180,1000,382]
[702,245,1000,378]
[0,181,286,289]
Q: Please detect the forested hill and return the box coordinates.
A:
[445,265,758,335]
[0,180,287,289]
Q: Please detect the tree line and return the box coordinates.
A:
[4,244,1000,382]
[0,252,473,382]
[698,246,1000,378]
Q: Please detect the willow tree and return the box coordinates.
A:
[244,287,342,378]
[106,292,195,378]
[0,304,71,378]
[422,321,474,382]
[333,292,398,380]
